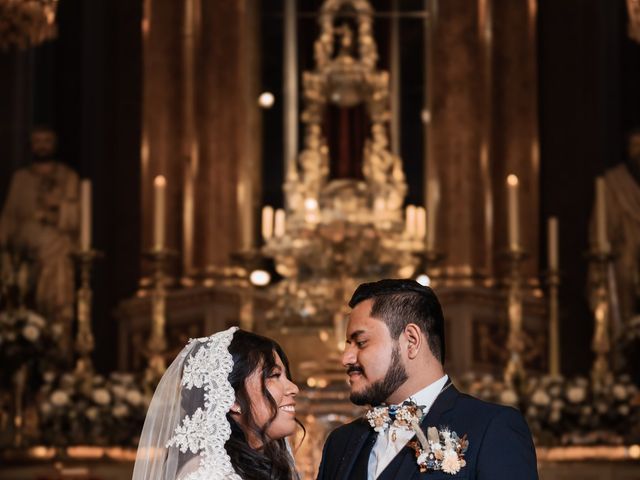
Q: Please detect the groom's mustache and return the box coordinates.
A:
[346,364,365,376]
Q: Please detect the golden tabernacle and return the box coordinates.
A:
[0,0,639,479]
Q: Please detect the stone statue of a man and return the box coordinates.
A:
[0,127,80,348]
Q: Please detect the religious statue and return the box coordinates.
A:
[587,128,640,381]
[0,127,80,349]
[363,123,407,211]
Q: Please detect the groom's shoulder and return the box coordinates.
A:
[325,416,369,443]
[454,389,525,421]
[456,393,524,428]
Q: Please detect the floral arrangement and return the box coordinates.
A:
[0,308,64,392]
[458,371,640,446]
[408,427,468,475]
[525,374,640,445]
[39,371,151,447]
[0,246,65,392]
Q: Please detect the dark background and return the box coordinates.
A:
[1,0,638,375]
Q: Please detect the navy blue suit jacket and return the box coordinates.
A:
[317,383,538,480]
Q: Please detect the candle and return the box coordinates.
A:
[153,175,166,250]
[80,179,92,251]
[416,207,426,240]
[595,177,609,252]
[507,174,520,250]
[547,217,558,270]
[405,205,417,237]
[274,208,286,237]
[426,179,439,251]
[261,206,274,240]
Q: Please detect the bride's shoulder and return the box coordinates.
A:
[176,457,201,480]
[176,458,243,480]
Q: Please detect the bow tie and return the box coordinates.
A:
[365,400,426,433]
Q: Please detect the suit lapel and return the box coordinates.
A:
[335,419,374,480]
[385,381,461,480]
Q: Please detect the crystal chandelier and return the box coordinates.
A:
[0,0,59,51]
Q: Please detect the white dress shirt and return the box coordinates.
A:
[368,375,449,479]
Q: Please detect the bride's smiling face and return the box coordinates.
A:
[244,352,299,442]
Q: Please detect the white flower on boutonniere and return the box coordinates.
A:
[408,426,468,474]
[366,406,391,433]
[365,401,425,434]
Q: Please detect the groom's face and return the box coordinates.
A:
[342,299,408,406]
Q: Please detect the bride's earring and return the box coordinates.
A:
[231,404,242,415]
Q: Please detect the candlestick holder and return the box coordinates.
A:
[586,248,615,389]
[143,248,178,383]
[71,249,103,376]
[502,247,529,389]
[545,267,561,377]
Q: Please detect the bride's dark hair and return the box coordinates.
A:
[225,329,302,480]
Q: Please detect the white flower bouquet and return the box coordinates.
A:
[0,245,65,393]
[458,372,640,446]
[39,371,151,447]
[0,307,64,392]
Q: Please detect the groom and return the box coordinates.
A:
[317,279,538,479]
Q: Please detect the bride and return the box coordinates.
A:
[132,327,301,479]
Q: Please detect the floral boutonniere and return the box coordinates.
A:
[366,400,425,433]
[408,426,469,474]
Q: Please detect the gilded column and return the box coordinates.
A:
[491,0,540,280]
[427,0,538,284]
[181,0,200,282]
[390,0,401,156]
[283,0,299,191]
[193,0,260,280]
[141,0,184,274]
[429,0,491,284]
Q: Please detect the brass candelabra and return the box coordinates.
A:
[587,248,615,388]
[546,266,561,377]
[503,247,528,388]
[143,248,177,382]
[72,249,102,376]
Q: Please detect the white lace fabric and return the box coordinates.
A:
[133,326,242,480]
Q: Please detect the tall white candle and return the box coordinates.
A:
[80,179,92,251]
[548,217,558,270]
[595,177,609,252]
[153,175,166,250]
[507,174,520,250]
[274,209,286,237]
[405,205,417,237]
[416,206,426,240]
[262,206,274,240]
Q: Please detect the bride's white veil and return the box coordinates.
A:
[132,326,242,480]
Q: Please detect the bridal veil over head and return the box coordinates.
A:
[132,326,242,480]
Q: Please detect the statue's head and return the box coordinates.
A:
[30,126,57,160]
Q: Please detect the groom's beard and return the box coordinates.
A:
[349,345,408,406]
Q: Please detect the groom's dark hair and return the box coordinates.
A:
[349,278,445,364]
